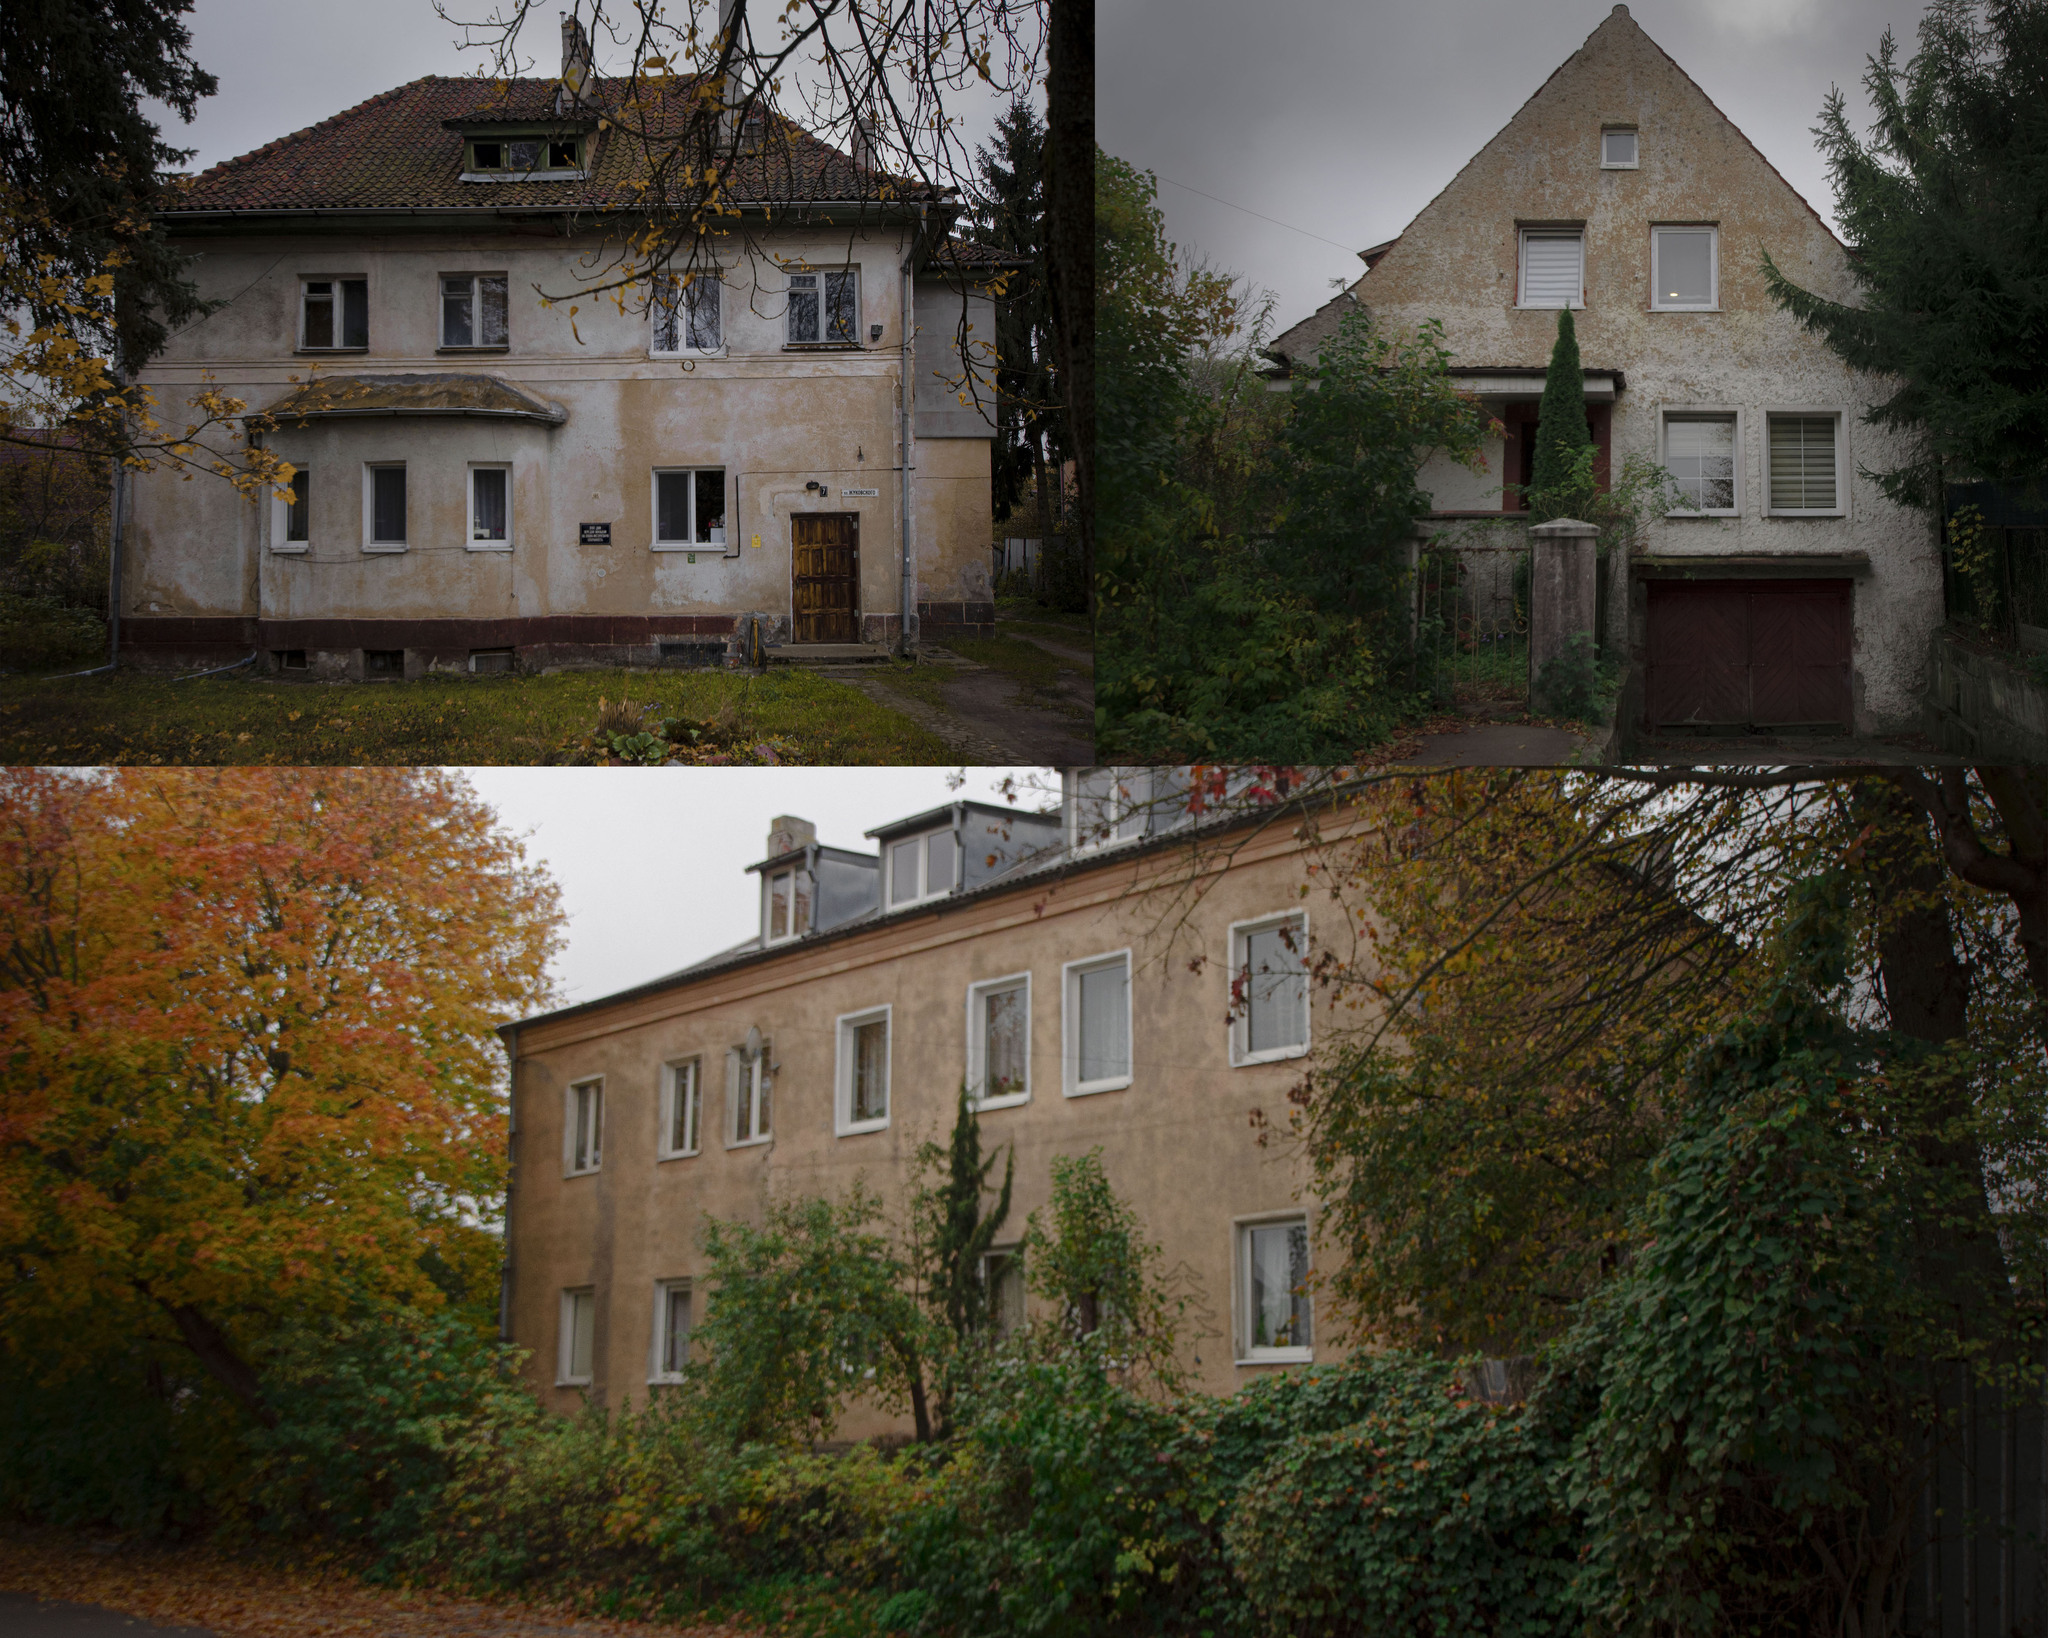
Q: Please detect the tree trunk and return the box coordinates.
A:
[161,1299,276,1427]
[1044,0,1094,616]
[901,1345,933,1442]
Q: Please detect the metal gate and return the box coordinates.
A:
[1415,543,1529,705]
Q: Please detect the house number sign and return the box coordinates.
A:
[579,521,612,544]
[841,487,880,496]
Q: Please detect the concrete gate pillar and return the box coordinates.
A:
[1527,518,1600,711]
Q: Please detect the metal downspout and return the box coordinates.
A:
[899,205,926,657]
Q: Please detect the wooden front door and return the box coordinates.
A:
[792,513,860,643]
[1646,578,1852,732]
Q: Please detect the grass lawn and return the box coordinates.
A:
[0,667,951,766]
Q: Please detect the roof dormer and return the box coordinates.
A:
[745,815,879,947]
[867,801,1062,909]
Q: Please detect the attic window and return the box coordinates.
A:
[465,135,582,176]
[1601,128,1639,169]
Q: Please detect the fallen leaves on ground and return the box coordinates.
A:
[0,1529,762,1638]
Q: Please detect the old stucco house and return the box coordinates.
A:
[1266,3,1940,740]
[124,23,999,677]
[500,771,1357,1430]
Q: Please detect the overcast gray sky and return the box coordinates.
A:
[462,766,1057,1007]
[156,0,1025,180]
[1098,0,1932,338]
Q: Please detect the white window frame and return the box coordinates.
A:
[270,468,311,554]
[762,863,812,945]
[1517,228,1585,310]
[557,1286,596,1386]
[1062,948,1133,1098]
[439,271,509,349]
[1229,910,1311,1068]
[785,265,860,345]
[1660,406,1743,518]
[1235,1211,1315,1366]
[1650,225,1719,312]
[564,1076,603,1176]
[648,1278,692,1383]
[651,272,726,355]
[835,1004,892,1135]
[1070,768,1151,855]
[658,1056,702,1160]
[297,275,368,351]
[886,827,959,907]
[467,461,513,552]
[362,462,407,553]
[650,466,730,552]
[727,1043,772,1148]
[1764,408,1850,518]
[1599,126,1639,169]
[965,970,1032,1110]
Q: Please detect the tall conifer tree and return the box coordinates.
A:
[1528,308,1594,521]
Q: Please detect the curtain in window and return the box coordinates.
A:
[657,471,691,542]
[1521,234,1583,307]
[1243,921,1307,1054]
[473,468,508,540]
[853,1019,888,1122]
[1247,1223,1311,1350]
[566,1290,594,1378]
[1769,416,1838,510]
[662,1286,691,1374]
[669,1062,697,1152]
[1078,962,1129,1083]
[372,467,406,542]
[982,984,1026,1097]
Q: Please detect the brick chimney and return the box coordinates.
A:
[558,11,594,113]
[766,816,816,859]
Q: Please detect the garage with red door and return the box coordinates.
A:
[1644,577,1854,733]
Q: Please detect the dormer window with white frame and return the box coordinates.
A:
[1518,230,1584,309]
[1600,127,1639,169]
[887,828,957,908]
[1652,226,1717,311]
[763,864,812,944]
[1071,768,1151,853]
[653,273,723,354]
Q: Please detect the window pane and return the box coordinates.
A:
[509,138,541,170]
[1770,416,1838,510]
[588,1084,602,1166]
[1076,768,1144,847]
[479,275,508,346]
[1077,961,1129,1084]
[656,471,690,541]
[1521,234,1582,308]
[926,830,956,893]
[473,468,507,540]
[852,1018,889,1122]
[670,1063,695,1151]
[1666,417,1735,511]
[548,140,578,169]
[986,1252,1025,1337]
[652,291,680,352]
[983,983,1026,1097]
[1657,230,1713,306]
[890,838,921,904]
[1245,922,1307,1055]
[754,1051,771,1135]
[825,270,857,342]
[1602,129,1637,165]
[686,279,722,349]
[787,274,818,342]
[789,870,811,936]
[770,871,789,938]
[302,283,334,348]
[372,466,406,542]
[663,1286,691,1373]
[473,141,502,169]
[341,279,368,347]
[568,1291,594,1378]
[1248,1223,1311,1351]
[441,277,473,346]
[285,471,310,542]
[695,469,724,543]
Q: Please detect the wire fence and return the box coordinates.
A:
[1415,541,1530,706]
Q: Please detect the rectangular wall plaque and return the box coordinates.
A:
[579,521,612,545]
[841,487,880,497]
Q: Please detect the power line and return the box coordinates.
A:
[1155,174,1363,255]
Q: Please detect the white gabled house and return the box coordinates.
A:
[1267,4,1942,740]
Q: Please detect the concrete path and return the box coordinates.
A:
[0,1593,214,1637]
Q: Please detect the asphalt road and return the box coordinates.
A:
[0,1593,215,1637]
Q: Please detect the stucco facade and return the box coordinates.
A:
[502,777,1364,1430]
[124,73,1001,675]
[1269,4,1942,737]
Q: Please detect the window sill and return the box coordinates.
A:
[969,1090,1031,1113]
[363,543,408,554]
[1513,303,1584,311]
[1065,1076,1133,1098]
[467,542,513,553]
[555,1377,593,1389]
[1663,510,1740,520]
[271,544,310,555]
[294,347,369,357]
[656,1148,700,1163]
[726,1134,773,1151]
[562,1165,601,1179]
[782,342,865,353]
[837,1117,891,1137]
[460,170,589,184]
[652,542,729,554]
[437,345,510,355]
[1599,162,1640,171]
[1237,1349,1315,1367]
[1765,510,1848,520]
[650,349,729,360]
[645,1372,688,1386]
[1232,1043,1309,1069]
[1651,306,1722,314]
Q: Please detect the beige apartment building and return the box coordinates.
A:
[501,773,1360,1426]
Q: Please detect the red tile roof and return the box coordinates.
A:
[167,76,939,215]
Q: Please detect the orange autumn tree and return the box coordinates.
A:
[0,768,561,1424]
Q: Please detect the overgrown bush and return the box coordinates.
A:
[0,590,104,669]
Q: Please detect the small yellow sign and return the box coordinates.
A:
[750,533,762,548]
